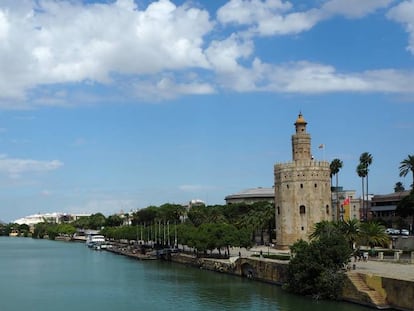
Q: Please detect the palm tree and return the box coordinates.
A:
[399,155,414,189]
[359,152,373,220]
[310,220,339,240]
[338,219,360,249]
[358,221,389,249]
[330,159,343,220]
[394,182,405,193]
[356,163,367,221]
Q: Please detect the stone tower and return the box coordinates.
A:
[274,113,331,250]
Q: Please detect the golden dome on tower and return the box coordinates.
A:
[295,113,307,125]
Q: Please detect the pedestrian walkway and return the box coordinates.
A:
[351,260,414,282]
[231,246,414,282]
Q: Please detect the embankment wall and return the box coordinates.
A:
[170,253,414,311]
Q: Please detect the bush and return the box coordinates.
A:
[284,233,352,300]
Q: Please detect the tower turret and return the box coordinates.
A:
[292,113,311,161]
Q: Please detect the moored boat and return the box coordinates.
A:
[85,234,106,248]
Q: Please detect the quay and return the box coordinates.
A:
[101,242,414,311]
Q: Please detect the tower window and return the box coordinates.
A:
[314,183,317,188]
[287,184,289,189]
[326,205,329,214]
[301,226,304,230]
[277,206,280,215]
[300,183,303,189]
[300,205,306,214]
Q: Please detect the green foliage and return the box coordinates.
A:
[358,221,389,248]
[396,190,414,218]
[71,213,106,230]
[101,225,139,241]
[105,214,123,227]
[179,223,252,255]
[286,231,352,300]
[399,155,414,188]
[32,223,76,240]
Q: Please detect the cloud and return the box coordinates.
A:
[0,0,411,105]
[0,154,63,178]
[387,0,414,54]
[132,74,215,101]
[216,60,414,93]
[321,0,395,19]
[217,0,394,36]
[0,0,213,105]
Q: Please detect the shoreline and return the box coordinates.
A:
[101,241,414,311]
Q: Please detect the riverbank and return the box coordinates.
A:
[102,243,414,311]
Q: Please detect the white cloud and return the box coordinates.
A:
[0,154,63,178]
[387,0,414,54]
[321,0,395,19]
[213,59,414,94]
[0,0,411,105]
[41,189,51,196]
[0,0,213,104]
[131,74,215,101]
[217,0,292,25]
[217,0,394,36]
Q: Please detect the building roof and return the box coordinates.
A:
[225,187,274,200]
[372,190,411,202]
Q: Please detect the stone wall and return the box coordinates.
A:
[170,253,414,311]
[170,253,288,284]
[382,277,414,310]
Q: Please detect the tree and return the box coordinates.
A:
[89,213,106,230]
[356,163,367,221]
[399,155,414,189]
[132,206,158,225]
[394,182,405,193]
[358,221,389,249]
[358,152,373,221]
[310,220,338,240]
[338,219,360,249]
[396,190,414,232]
[105,214,123,227]
[330,159,343,220]
[286,232,352,300]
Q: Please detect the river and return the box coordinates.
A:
[0,237,372,311]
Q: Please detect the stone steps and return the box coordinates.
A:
[347,273,390,309]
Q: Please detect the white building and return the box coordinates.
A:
[14,212,91,226]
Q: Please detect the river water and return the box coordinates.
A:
[0,237,371,311]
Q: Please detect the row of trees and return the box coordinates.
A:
[100,201,275,255]
[21,201,274,255]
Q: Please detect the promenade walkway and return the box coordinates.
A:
[229,245,414,282]
[351,260,414,282]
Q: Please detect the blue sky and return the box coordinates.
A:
[0,0,413,222]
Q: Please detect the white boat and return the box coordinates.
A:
[86,234,106,248]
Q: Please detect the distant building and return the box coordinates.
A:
[225,187,274,205]
[371,190,411,227]
[274,113,331,250]
[331,187,361,221]
[14,212,91,226]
